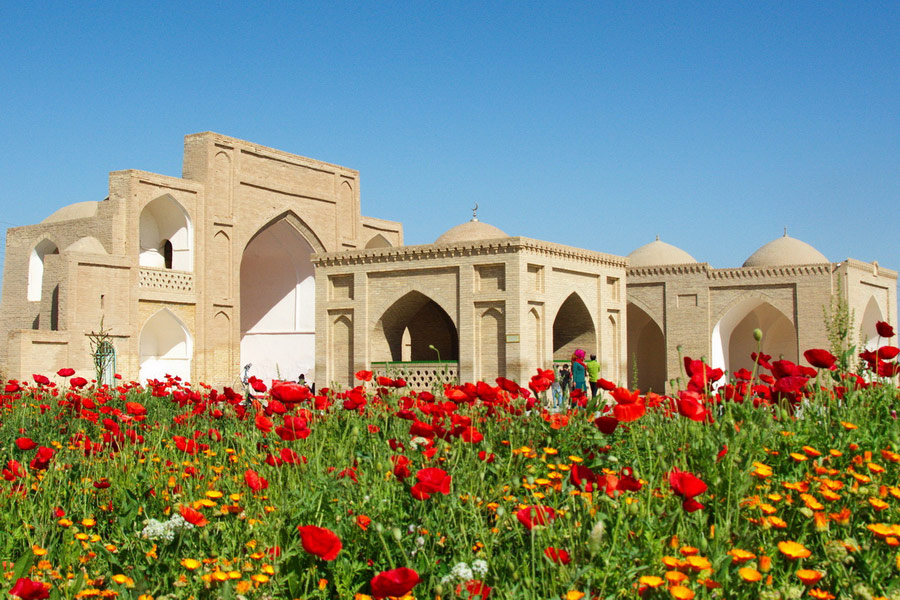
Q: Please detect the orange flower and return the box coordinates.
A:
[669,586,695,600]
[638,575,664,588]
[778,541,812,560]
[759,555,772,572]
[738,567,762,582]
[808,589,836,600]
[796,569,824,585]
[665,570,688,584]
[727,548,756,564]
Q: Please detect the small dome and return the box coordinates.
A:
[743,234,828,267]
[627,238,697,267]
[65,236,108,255]
[42,201,98,224]
[435,220,509,244]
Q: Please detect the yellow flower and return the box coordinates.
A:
[565,592,585,600]
[251,574,270,583]
[778,540,812,560]
[738,567,762,582]
[796,569,824,586]
[211,571,230,582]
[32,545,48,556]
[181,558,201,570]
[638,575,665,588]
[111,575,134,587]
[81,518,96,528]
[205,490,223,499]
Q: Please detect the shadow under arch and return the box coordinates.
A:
[139,308,192,383]
[240,212,320,384]
[139,193,193,271]
[371,290,459,362]
[860,295,885,350]
[28,238,59,302]
[711,296,797,376]
[626,302,666,392]
[552,291,596,361]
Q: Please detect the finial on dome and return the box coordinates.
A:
[471,202,479,222]
[655,234,660,241]
[783,226,787,237]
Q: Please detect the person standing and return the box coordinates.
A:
[572,349,587,393]
[557,364,571,409]
[586,354,600,397]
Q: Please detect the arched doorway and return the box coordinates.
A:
[139,309,192,382]
[626,303,666,392]
[240,218,318,384]
[139,195,192,270]
[712,298,797,376]
[860,296,884,350]
[371,291,458,362]
[552,293,596,361]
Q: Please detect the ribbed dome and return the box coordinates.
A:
[743,235,828,267]
[42,201,99,224]
[435,220,509,244]
[628,238,697,267]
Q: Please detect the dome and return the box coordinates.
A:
[435,220,509,244]
[65,236,108,255]
[743,234,828,267]
[627,238,697,267]
[42,201,99,224]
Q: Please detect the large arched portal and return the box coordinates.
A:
[240,219,317,384]
[712,298,797,376]
[860,296,884,350]
[626,303,667,392]
[552,293,596,361]
[139,309,192,382]
[139,195,192,270]
[371,291,458,363]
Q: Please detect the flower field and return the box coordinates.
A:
[2,329,900,599]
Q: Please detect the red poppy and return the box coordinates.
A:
[594,415,618,434]
[876,321,895,338]
[370,567,420,599]
[544,547,572,565]
[460,426,484,443]
[32,374,50,386]
[411,467,451,500]
[516,505,557,530]
[275,415,311,441]
[57,368,75,377]
[271,381,312,403]
[244,469,269,492]
[462,580,492,600]
[2,460,25,481]
[598,378,616,391]
[280,448,305,464]
[248,376,267,393]
[255,413,273,434]
[477,450,496,463]
[125,402,147,416]
[677,391,709,422]
[610,387,640,404]
[877,346,900,361]
[803,349,837,370]
[173,436,200,455]
[613,401,645,422]
[29,447,54,471]
[668,467,707,512]
[356,370,374,381]
[391,455,412,480]
[356,515,372,530]
[93,478,111,489]
[297,525,342,560]
[9,577,50,600]
[180,505,208,527]
[376,376,395,387]
[15,437,37,451]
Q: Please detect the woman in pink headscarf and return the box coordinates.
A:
[571,349,587,392]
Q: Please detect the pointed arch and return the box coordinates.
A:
[860,296,884,350]
[627,302,666,392]
[139,309,192,382]
[365,234,393,249]
[552,292,596,361]
[528,306,543,373]
[330,314,354,387]
[240,214,317,384]
[711,297,797,375]
[28,238,59,301]
[139,194,192,271]
[371,290,459,363]
[244,211,326,254]
[478,306,506,381]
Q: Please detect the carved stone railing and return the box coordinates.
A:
[139,268,194,292]
[371,361,459,392]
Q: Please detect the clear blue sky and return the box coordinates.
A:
[2,2,898,304]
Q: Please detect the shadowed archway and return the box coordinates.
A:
[552,292,596,360]
[627,302,666,392]
[371,291,458,362]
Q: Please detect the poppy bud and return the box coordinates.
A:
[753,328,763,342]
[391,527,402,542]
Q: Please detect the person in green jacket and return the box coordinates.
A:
[586,354,601,397]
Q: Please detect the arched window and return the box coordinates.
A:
[711,297,797,376]
[139,309,192,382]
[139,195,192,271]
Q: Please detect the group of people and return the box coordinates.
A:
[551,349,601,410]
